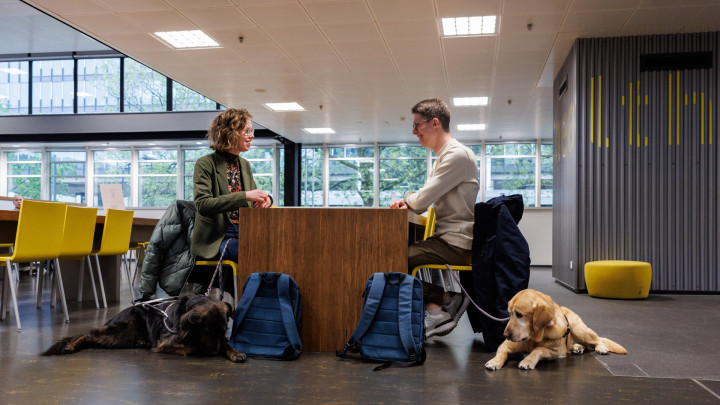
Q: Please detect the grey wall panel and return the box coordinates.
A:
[554,32,719,292]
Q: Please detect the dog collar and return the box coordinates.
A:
[562,313,571,338]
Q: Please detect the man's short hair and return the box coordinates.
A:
[411,98,451,132]
[206,108,253,153]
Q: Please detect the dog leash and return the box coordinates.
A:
[136,297,178,334]
[205,239,228,301]
[447,265,510,322]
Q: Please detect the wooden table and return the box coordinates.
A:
[236,207,424,352]
[0,209,158,302]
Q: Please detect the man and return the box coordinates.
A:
[12,194,22,210]
[390,98,479,339]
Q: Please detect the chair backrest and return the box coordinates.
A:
[423,206,437,240]
[58,206,98,259]
[12,200,67,262]
[96,208,134,256]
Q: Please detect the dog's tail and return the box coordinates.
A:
[600,337,627,354]
[42,335,83,356]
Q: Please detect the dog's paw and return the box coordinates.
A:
[571,344,585,354]
[594,343,609,355]
[518,358,537,370]
[485,358,504,370]
[228,351,246,363]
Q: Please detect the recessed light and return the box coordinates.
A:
[154,30,219,49]
[196,141,203,145]
[453,97,488,106]
[457,124,486,131]
[264,102,305,112]
[303,128,335,134]
[76,92,94,97]
[0,68,27,75]
[442,16,497,36]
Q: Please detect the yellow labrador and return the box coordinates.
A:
[485,289,627,370]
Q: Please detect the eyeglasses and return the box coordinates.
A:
[412,119,431,130]
[241,128,254,136]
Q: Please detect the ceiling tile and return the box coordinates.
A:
[63,13,144,35]
[442,36,497,55]
[119,10,197,32]
[227,43,289,62]
[240,3,313,27]
[386,38,441,56]
[377,20,440,40]
[181,6,252,30]
[248,59,303,76]
[499,13,564,35]
[204,27,274,49]
[334,40,390,60]
[100,32,171,54]
[498,33,555,52]
[502,0,569,14]
[284,42,337,60]
[320,22,382,42]
[625,6,704,31]
[29,0,110,15]
[165,0,234,9]
[497,50,548,66]
[436,0,502,17]
[264,25,327,46]
[302,1,373,24]
[639,0,707,7]
[179,47,244,65]
[95,0,169,12]
[367,0,436,22]
[683,5,720,32]
[561,10,634,32]
[569,0,640,12]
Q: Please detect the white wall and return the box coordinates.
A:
[518,207,552,266]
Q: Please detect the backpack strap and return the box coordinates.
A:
[230,273,262,338]
[337,273,386,355]
[397,274,418,362]
[277,274,302,356]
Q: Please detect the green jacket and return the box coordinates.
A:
[191,151,256,259]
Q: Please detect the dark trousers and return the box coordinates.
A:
[408,237,471,305]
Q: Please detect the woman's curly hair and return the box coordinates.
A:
[206,108,253,152]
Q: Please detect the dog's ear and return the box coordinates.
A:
[531,299,554,342]
[180,310,203,331]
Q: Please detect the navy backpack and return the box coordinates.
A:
[229,272,302,360]
[336,272,425,371]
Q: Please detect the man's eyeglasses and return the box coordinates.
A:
[412,119,431,130]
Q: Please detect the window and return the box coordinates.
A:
[540,144,553,206]
[32,59,74,114]
[6,151,42,199]
[379,146,427,206]
[276,148,285,206]
[485,143,537,207]
[0,61,30,115]
[93,150,131,207]
[77,58,121,113]
[49,151,86,203]
[244,147,273,194]
[328,146,374,207]
[138,149,177,207]
[124,59,167,112]
[172,81,217,111]
[183,148,210,200]
[301,147,323,207]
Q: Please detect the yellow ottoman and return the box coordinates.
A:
[584,260,652,299]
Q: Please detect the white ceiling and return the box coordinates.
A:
[7,0,720,145]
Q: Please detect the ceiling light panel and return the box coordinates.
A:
[154,30,219,49]
[264,102,305,111]
[457,124,486,131]
[453,97,489,106]
[442,16,497,36]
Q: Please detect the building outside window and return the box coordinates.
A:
[244,147,273,195]
[77,58,120,113]
[124,59,166,112]
[138,149,176,207]
[378,145,427,206]
[6,151,41,199]
[49,151,86,203]
[32,59,74,114]
[300,147,323,207]
[93,150,131,207]
[0,61,29,115]
[540,144,553,206]
[328,146,374,207]
[485,143,537,207]
[183,148,210,200]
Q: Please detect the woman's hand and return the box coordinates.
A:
[245,189,268,202]
[254,195,272,208]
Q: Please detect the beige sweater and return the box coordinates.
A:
[404,138,479,250]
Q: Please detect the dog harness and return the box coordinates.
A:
[136,297,178,334]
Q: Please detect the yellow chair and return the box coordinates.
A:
[410,206,472,289]
[192,259,239,306]
[0,200,67,330]
[49,206,99,309]
[79,208,133,308]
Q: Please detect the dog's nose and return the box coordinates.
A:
[503,331,511,339]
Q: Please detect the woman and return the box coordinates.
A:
[191,108,272,264]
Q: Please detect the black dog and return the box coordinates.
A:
[43,295,245,362]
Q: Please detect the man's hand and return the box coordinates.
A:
[390,199,407,209]
[246,189,268,203]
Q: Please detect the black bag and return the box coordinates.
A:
[461,194,530,351]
